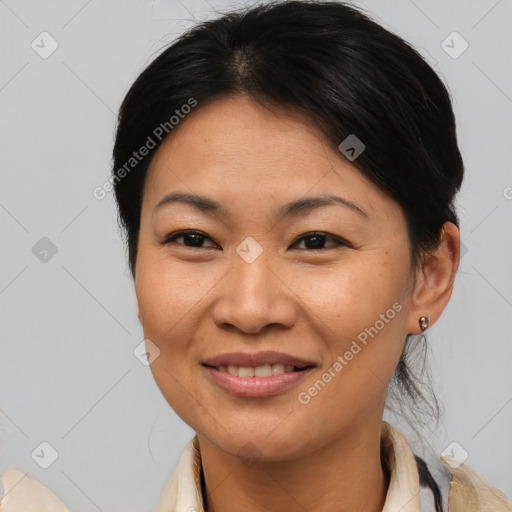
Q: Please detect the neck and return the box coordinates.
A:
[197,419,389,512]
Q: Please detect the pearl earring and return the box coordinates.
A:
[419,316,429,332]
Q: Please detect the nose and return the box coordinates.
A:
[212,254,297,335]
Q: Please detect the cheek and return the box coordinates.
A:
[134,248,210,421]
[286,258,410,401]
[286,258,408,342]
[135,245,219,340]
[134,246,226,416]
[290,267,408,445]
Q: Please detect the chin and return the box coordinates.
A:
[196,419,315,462]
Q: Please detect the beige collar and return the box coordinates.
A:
[155,422,512,512]
[156,421,426,512]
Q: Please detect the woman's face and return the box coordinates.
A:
[136,95,424,460]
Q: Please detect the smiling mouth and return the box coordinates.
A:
[202,363,314,378]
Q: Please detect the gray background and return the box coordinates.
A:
[1,0,511,510]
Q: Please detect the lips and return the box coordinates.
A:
[201,351,317,397]
[203,364,315,398]
[202,350,316,370]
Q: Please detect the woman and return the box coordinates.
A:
[1,1,510,511]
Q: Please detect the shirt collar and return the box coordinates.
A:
[156,421,425,512]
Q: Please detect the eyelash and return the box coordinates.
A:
[161,230,352,251]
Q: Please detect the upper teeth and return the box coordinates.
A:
[218,363,295,377]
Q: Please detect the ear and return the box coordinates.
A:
[406,221,460,335]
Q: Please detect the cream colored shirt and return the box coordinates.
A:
[1,422,511,511]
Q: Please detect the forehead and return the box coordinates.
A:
[143,95,400,222]
[148,95,334,179]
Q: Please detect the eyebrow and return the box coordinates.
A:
[153,192,368,219]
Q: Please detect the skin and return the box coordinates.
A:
[135,95,460,512]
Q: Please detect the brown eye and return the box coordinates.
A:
[291,232,349,250]
[163,230,218,248]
